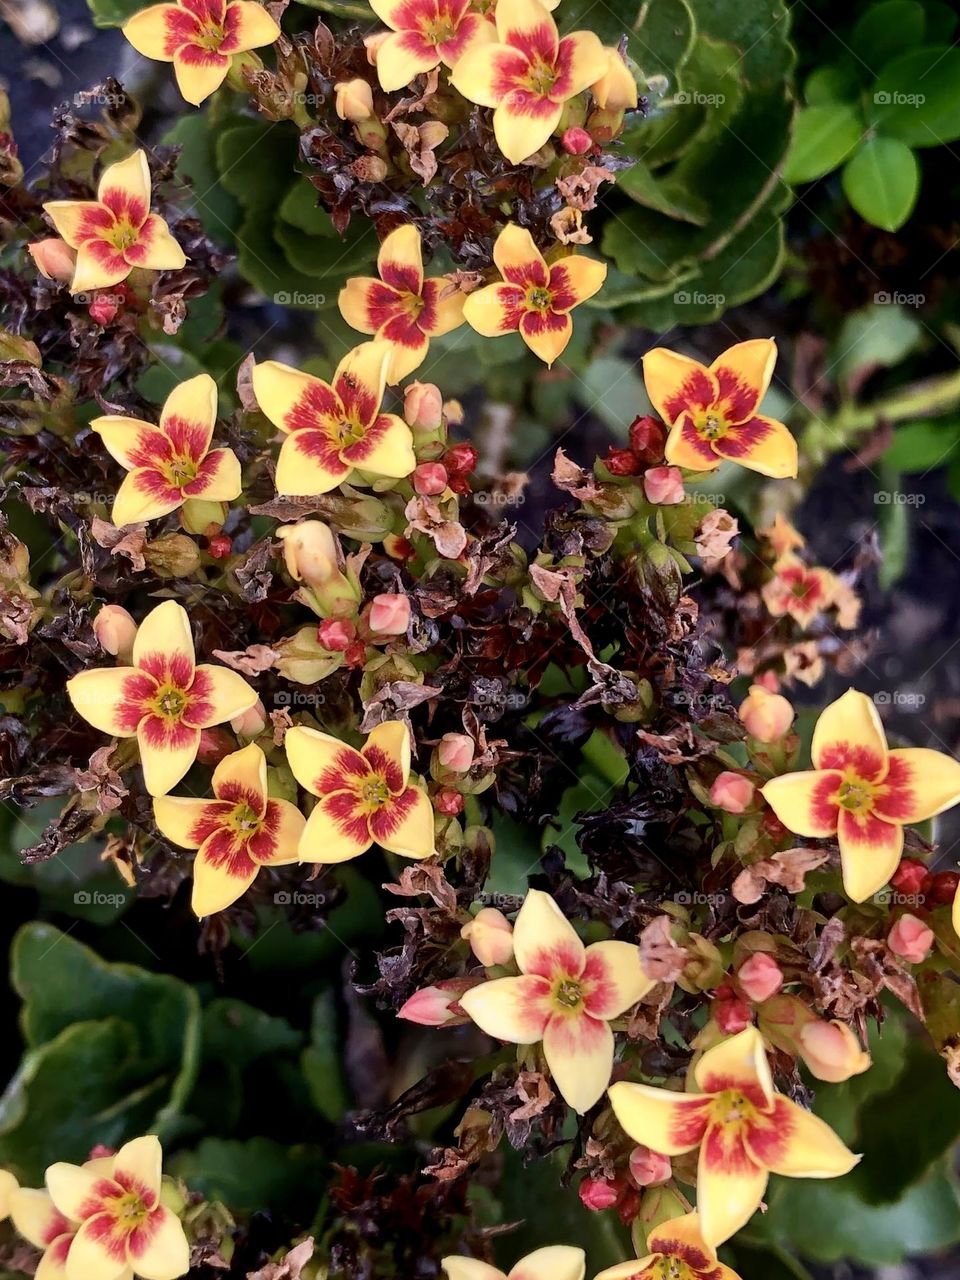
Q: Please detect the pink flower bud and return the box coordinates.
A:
[579,1178,620,1211]
[93,605,138,660]
[318,618,356,652]
[334,78,374,122]
[438,732,474,772]
[715,997,751,1035]
[369,593,411,636]
[231,699,267,739]
[709,771,755,814]
[643,465,685,505]
[738,684,794,743]
[435,788,464,816]
[414,462,448,496]
[561,126,593,155]
[89,291,120,326]
[628,1146,672,1187]
[398,977,476,1026]
[403,381,444,429]
[887,913,934,964]
[461,907,514,966]
[27,237,76,282]
[798,1020,871,1083]
[737,952,783,1004]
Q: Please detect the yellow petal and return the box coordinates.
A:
[98,149,151,214]
[459,974,552,1042]
[45,1162,105,1222]
[372,782,435,858]
[837,807,903,903]
[593,1260,656,1280]
[509,1246,585,1280]
[112,1135,162,1203]
[338,277,381,335]
[647,1214,717,1267]
[333,340,392,426]
[513,888,585,978]
[874,748,960,824]
[952,883,960,939]
[192,839,259,916]
[693,1026,774,1105]
[607,1081,709,1153]
[250,360,337,434]
[811,688,888,780]
[125,212,186,271]
[664,417,720,471]
[42,200,110,249]
[71,243,131,294]
[66,667,144,736]
[519,309,572,366]
[548,254,607,309]
[542,1011,614,1113]
[695,1135,768,1248]
[493,223,545,280]
[748,1096,859,1179]
[377,223,424,293]
[463,283,523,338]
[494,99,562,163]
[376,30,440,91]
[9,1188,60,1250]
[423,277,467,336]
[285,725,366,797]
[297,793,373,863]
[712,414,798,480]
[126,1203,189,1280]
[494,0,556,48]
[642,348,718,427]
[255,798,305,865]
[173,48,230,104]
[64,1216,129,1280]
[122,3,182,61]
[134,600,195,675]
[709,338,777,424]
[556,29,608,96]
[112,468,183,525]
[275,432,350,497]
[138,721,201,797]
[184,447,241,502]
[153,796,220,849]
[344,413,416,480]
[0,1168,18,1220]
[581,940,653,1018]
[363,719,411,786]
[161,372,217,447]
[212,742,267,809]
[189,664,258,727]
[228,0,282,53]
[443,1260,504,1280]
[91,415,164,471]
[760,770,841,838]
[449,43,509,108]
[379,331,429,383]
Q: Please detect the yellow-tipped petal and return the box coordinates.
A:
[837,808,903,903]
[188,664,258,727]
[509,1246,585,1280]
[874,748,960,824]
[379,330,429,383]
[512,888,585,978]
[493,223,545,281]
[747,1096,859,1179]
[250,360,338,434]
[67,667,144,736]
[377,223,424,293]
[463,283,523,338]
[112,1135,162,1201]
[338,277,382,335]
[63,1216,129,1280]
[709,338,777,424]
[42,200,110,250]
[98,149,151,215]
[228,0,282,52]
[442,1260,505,1280]
[285,725,366,797]
[607,1081,710,1154]
[333,340,392,427]
[494,0,557,47]
[449,43,508,108]
[112,468,183,525]
[712,414,798,480]
[161,372,217,445]
[212,742,268,809]
[372,782,435,859]
[542,1011,614,1113]
[423,277,467,336]
[9,1189,60,1250]
[494,98,563,163]
[548,254,607,309]
[125,212,186,271]
[811,688,888,779]
[91,415,164,471]
[556,29,608,96]
[45,1162,104,1222]
[664,417,720,471]
[138,721,202,797]
[275,432,350,497]
[695,1136,768,1248]
[297,793,373,863]
[693,1027,774,1105]
[364,719,411,786]
[642,348,717,427]
[153,796,221,849]
[376,30,440,91]
[126,1203,189,1280]
[173,48,230,105]
[122,3,183,61]
[70,243,131,294]
[761,769,841,838]
[582,940,654,1018]
[459,974,552,1043]
[192,840,259,916]
[255,798,305,866]
[343,413,416,480]
[184,447,241,502]
[133,600,195,674]
[518,309,572,366]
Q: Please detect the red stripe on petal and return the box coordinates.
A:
[809,771,842,831]
[335,371,378,428]
[139,713,198,750]
[163,415,209,461]
[182,666,215,726]
[216,782,262,810]
[438,10,483,61]
[490,47,532,96]
[743,1096,792,1168]
[100,188,148,226]
[83,237,129,276]
[131,467,183,506]
[503,86,558,120]
[291,428,348,476]
[368,784,419,840]
[217,3,244,52]
[675,413,719,465]
[523,939,583,981]
[506,22,557,63]
[74,206,116,243]
[340,413,391,466]
[552,36,583,99]
[117,671,157,732]
[650,1241,716,1274]
[838,807,899,849]
[817,741,885,779]
[668,1098,711,1148]
[128,431,173,468]
[418,278,443,330]
[364,281,406,330]
[322,791,373,844]
[286,381,341,433]
[161,7,202,54]
[186,802,234,845]
[200,828,257,877]
[176,40,230,68]
[546,261,578,311]
[316,747,371,794]
[380,262,422,294]
[47,1232,76,1262]
[714,365,761,423]
[702,1122,757,1176]
[80,1212,130,1263]
[113,1171,157,1211]
[872,754,916,821]
[380,310,426,349]
[363,745,405,793]
[390,26,437,59]
[183,0,227,21]
[520,308,567,339]
[717,416,774,459]
[663,369,715,423]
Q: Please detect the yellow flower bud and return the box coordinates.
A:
[335,78,374,122]
[591,48,638,111]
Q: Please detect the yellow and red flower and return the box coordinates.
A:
[123,0,281,105]
[8,1184,78,1280]
[443,1245,585,1280]
[285,720,434,862]
[761,689,960,903]
[42,150,185,295]
[369,0,494,92]
[45,1136,188,1280]
[608,1026,858,1247]
[761,554,838,628]
[594,1213,742,1280]
[643,339,798,479]
[463,224,606,365]
[251,342,415,496]
[153,743,304,917]
[67,600,258,797]
[338,225,465,382]
[450,0,607,164]
[458,889,654,1114]
[92,373,241,527]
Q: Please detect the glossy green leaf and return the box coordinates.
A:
[851,1,926,71]
[783,104,864,183]
[870,46,960,146]
[842,136,919,231]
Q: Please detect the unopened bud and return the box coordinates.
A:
[435,787,464,816]
[144,533,201,579]
[230,699,267,739]
[368,593,411,635]
[89,292,120,326]
[591,48,638,111]
[798,1020,871,1083]
[579,1178,619,1211]
[93,605,138,662]
[715,997,752,1035]
[561,126,593,155]
[438,732,474,772]
[738,684,794,743]
[461,906,514,966]
[628,1146,672,1187]
[398,977,476,1026]
[414,462,448,495]
[197,726,235,765]
[335,78,374,122]
[444,443,478,474]
[628,415,666,462]
[28,237,76,282]
[736,952,783,1004]
[318,617,356,652]
[709,771,755,814]
[404,381,444,429]
[351,154,388,182]
[887,913,934,964]
[643,465,685,505]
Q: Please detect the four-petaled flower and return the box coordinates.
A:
[338,225,466,382]
[450,0,607,164]
[42,151,185,296]
[92,373,241,527]
[595,1213,742,1280]
[463,224,606,365]
[67,600,258,797]
[9,1180,81,1280]
[458,889,654,1113]
[285,720,435,862]
[608,1026,858,1247]
[443,1244,585,1280]
[369,0,494,92]
[252,342,415,497]
[153,743,305,917]
[45,1135,189,1280]
[761,689,960,903]
[643,339,798,479]
[123,0,281,105]
[761,553,837,628]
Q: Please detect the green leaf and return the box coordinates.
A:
[842,136,919,232]
[803,64,861,105]
[617,158,710,224]
[883,419,958,472]
[202,999,302,1071]
[301,991,350,1122]
[870,46,960,146]
[293,0,372,15]
[851,1,926,70]
[833,303,922,393]
[578,357,652,432]
[163,112,241,244]
[783,104,864,183]
[85,0,142,26]
[557,0,696,79]
[170,1137,326,1212]
[877,477,910,590]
